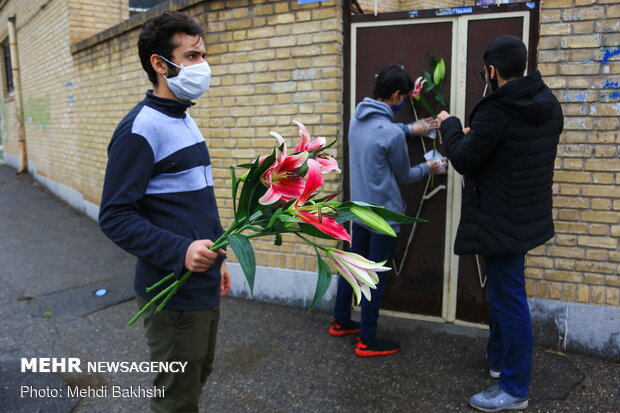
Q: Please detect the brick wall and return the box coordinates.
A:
[69,0,129,43]
[0,0,132,189]
[356,0,466,13]
[525,0,620,307]
[68,0,344,271]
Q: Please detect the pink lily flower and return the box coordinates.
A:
[327,248,391,304]
[291,120,340,206]
[292,120,340,174]
[259,132,308,205]
[409,76,427,101]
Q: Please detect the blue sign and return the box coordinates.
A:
[298,0,326,3]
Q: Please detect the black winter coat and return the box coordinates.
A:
[441,71,563,256]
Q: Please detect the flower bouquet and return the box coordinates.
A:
[409,56,449,185]
[128,121,422,326]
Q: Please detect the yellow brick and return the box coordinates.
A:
[253,4,273,15]
[607,288,620,306]
[575,260,617,274]
[581,211,620,224]
[608,5,620,18]
[583,185,620,198]
[560,33,602,48]
[562,284,578,301]
[596,117,620,131]
[538,36,561,50]
[607,275,620,287]
[562,7,604,20]
[592,174,614,185]
[274,3,289,13]
[590,286,606,304]
[542,0,574,6]
[578,235,617,249]
[596,19,620,32]
[545,271,582,283]
[555,258,575,270]
[577,285,590,303]
[549,282,562,300]
[540,23,571,35]
[589,224,609,236]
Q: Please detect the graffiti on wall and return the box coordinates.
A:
[24,97,51,130]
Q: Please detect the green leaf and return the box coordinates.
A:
[350,205,396,237]
[277,214,299,223]
[236,151,276,220]
[230,166,239,217]
[338,201,427,224]
[334,209,356,224]
[422,71,434,87]
[43,311,53,317]
[274,234,283,246]
[309,254,332,311]
[227,234,256,292]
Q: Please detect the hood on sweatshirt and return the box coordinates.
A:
[354,97,395,122]
[473,71,556,125]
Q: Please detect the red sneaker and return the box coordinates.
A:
[355,339,400,357]
[328,319,360,337]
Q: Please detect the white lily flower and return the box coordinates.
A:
[327,248,391,304]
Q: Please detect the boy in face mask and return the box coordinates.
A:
[329,65,446,357]
[99,11,231,413]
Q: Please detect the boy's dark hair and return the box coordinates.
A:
[138,11,204,85]
[373,65,414,100]
[483,35,528,80]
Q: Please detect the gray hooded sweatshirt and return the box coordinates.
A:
[349,97,429,233]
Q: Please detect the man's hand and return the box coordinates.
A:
[426,157,448,174]
[184,240,226,273]
[220,261,231,296]
[437,110,452,123]
[410,117,440,136]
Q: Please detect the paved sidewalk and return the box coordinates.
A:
[0,164,618,413]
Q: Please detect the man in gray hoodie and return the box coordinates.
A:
[329,65,446,357]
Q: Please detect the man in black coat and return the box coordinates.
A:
[437,35,563,412]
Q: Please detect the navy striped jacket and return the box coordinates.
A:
[99,91,225,310]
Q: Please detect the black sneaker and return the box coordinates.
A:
[328,319,360,337]
[355,338,400,357]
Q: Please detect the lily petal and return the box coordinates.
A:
[296,159,323,206]
[293,120,311,152]
[259,185,282,205]
[330,250,390,271]
[360,284,372,302]
[297,211,351,243]
[317,156,340,174]
[331,258,362,304]
[341,259,377,288]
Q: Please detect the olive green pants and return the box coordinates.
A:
[137,297,220,413]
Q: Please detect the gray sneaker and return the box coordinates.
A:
[469,384,528,412]
[489,368,501,379]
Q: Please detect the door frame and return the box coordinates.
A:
[344,3,538,327]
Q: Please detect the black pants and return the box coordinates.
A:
[137,297,220,413]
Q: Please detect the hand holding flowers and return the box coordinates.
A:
[128,121,423,325]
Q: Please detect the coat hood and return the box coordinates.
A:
[471,71,556,125]
[354,97,395,121]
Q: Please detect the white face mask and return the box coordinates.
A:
[159,55,211,101]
